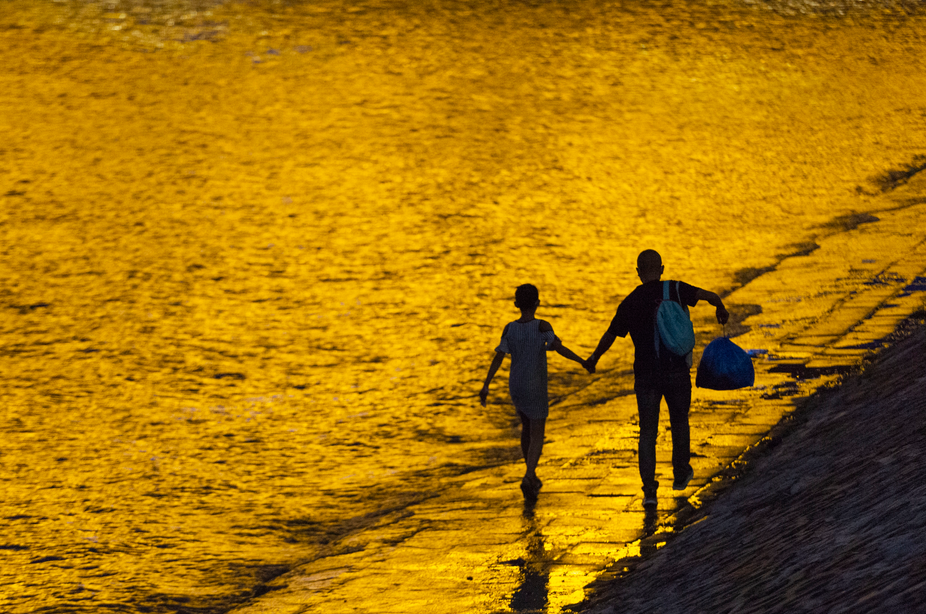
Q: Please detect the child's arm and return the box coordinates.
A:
[552,339,594,373]
[480,352,506,407]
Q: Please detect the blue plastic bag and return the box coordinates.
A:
[696,337,755,390]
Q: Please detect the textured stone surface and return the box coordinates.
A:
[582,321,926,614]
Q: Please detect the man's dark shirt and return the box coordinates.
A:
[607,279,701,386]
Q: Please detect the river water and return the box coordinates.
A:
[1,0,925,612]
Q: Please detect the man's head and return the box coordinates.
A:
[514,284,540,311]
[636,249,664,282]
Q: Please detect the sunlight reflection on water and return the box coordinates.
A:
[1,0,926,611]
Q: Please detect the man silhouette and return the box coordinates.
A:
[586,250,729,508]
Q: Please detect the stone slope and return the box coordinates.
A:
[582,320,926,614]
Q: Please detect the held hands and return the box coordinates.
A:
[583,356,598,374]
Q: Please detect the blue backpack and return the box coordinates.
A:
[655,280,696,367]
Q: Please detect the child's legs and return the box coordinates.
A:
[524,417,546,479]
[517,410,531,460]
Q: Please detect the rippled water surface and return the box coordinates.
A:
[1,0,926,611]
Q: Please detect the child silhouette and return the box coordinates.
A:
[480,284,592,499]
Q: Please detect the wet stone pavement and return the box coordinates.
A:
[230,173,926,612]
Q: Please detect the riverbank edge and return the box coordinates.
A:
[570,309,926,613]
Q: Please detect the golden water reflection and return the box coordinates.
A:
[1,0,926,612]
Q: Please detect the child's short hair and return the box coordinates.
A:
[515,284,539,310]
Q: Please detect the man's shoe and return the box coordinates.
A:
[673,467,694,491]
[642,489,657,508]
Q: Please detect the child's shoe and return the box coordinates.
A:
[521,475,542,499]
[520,477,537,500]
[530,475,542,492]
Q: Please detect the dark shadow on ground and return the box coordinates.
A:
[509,501,550,614]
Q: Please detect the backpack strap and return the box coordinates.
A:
[674,281,693,366]
[664,280,683,304]
[675,280,690,313]
[655,281,670,358]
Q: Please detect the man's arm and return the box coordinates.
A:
[479,352,506,407]
[587,330,617,372]
[696,289,730,325]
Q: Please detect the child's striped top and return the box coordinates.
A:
[495,319,558,420]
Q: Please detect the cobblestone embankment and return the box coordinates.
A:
[580,318,926,614]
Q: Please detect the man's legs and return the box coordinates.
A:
[664,370,693,486]
[635,385,662,494]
